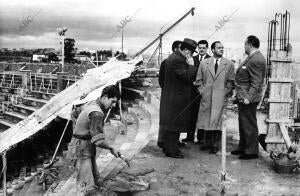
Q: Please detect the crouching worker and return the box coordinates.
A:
[73,85,120,195]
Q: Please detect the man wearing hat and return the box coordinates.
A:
[157,40,182,149]
[160,38,198,158]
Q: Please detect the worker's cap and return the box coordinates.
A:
[181,38,197,53]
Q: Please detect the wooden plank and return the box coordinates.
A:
[268,99,292,103]
[23,97,48,104]
[270,57,294,62]
[4,111,26,120]
[13,104,37,112]
[266,118,293,123]
[0,119,14,128]
[269,78,293,83]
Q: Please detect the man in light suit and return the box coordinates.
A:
[195,41,235,154]
[231,35,266,160]
[182,40,211,144]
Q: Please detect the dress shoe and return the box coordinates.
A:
[196,139,205,145]
[209,147,218,154]
[200,145,212,151]
[157,142,163,148]
[165,152,184,158]
[181,138,194,143]
[231,149,245,155]
[178,141,186,147]
[238,154,258,160]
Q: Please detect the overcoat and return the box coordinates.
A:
[195,57,235,130]
[160,50,198,132]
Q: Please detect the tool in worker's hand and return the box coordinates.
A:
[117,152,130,167]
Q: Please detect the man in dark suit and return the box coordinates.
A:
[160,38,198,158]
[158,40,181,149]
[193,40,211,68]
[182,40,211,144]
[231,35,266,160]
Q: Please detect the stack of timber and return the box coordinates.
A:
[265,50,296,152]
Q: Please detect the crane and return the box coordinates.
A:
[134,7,195,65]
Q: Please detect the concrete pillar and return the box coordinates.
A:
[20,70,31,89]
[57,72,67,92]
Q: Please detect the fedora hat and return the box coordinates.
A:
[181,38,197,53]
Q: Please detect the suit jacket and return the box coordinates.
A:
[235,50,266,103]
[193,53,211,68]
[160,50,198,131]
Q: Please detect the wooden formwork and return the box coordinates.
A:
[266,51,295,152]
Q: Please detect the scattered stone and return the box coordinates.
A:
[149,178,159,190]
[122,167,154,176]
[105,174,149,193]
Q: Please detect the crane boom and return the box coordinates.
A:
[134,7,195,57]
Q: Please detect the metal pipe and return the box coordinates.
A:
[134,7,195,57]
[2,151,7,196]
[50,119,71,163]
[283,14,286,51]
[287,11,290,48]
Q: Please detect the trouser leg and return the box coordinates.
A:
[186,128,196,140]
[204,131,213,147]
[197,129,205,142]
[163,131,180,154]
[238,103,259,154]
[238,103,246,151]
[211,130,221,148]
[158,126,165,144]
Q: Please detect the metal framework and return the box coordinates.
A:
[134,7,195,65]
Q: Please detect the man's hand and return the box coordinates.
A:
[186,54,194,66]
[110,148,120,158]
[243,98,250,105]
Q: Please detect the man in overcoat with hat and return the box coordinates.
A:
[160,38,198,158]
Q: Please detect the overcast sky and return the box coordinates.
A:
[0,0,299,58]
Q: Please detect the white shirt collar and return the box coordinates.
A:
[213,57,221,65]
[249,49,259,56]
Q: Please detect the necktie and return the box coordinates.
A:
[200,55,204,62]
[215,59,218,74]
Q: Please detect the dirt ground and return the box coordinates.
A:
[123,111,300,196]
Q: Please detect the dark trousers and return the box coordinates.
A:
[203,130,221,148]
[162,131,180,154]
[158,126,164,143]
[238,102,259,155]
[187,128,205,142]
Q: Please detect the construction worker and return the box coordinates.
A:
[73,85,120,195]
